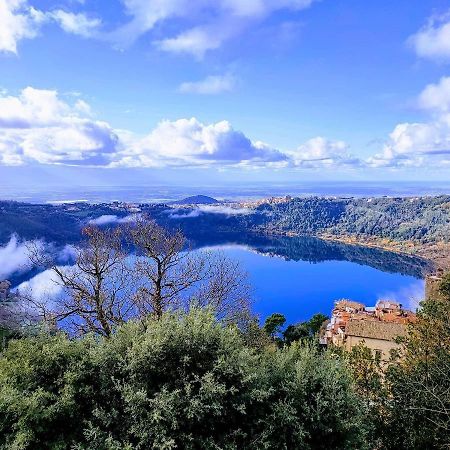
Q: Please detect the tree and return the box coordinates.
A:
[283,322,310,344]
[281,313,329,346]
[128,216,204,319]
[263,313,286,338]
[28,226,135,337]
[0,309,367,450]
[194,251,252,325]
[384,294,450,449]
[128,216,251,323]
[307,313,329,335]
[438,272,450,299]
[364,274,450,449]
[25,219,251,336]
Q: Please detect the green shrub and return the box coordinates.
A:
[0,309,366,450]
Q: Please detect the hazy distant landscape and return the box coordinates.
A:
[2,181,450,204]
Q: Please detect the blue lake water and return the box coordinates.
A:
[192,234,428,325]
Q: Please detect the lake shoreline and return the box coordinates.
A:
[255,229,447,273]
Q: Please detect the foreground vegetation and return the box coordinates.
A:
[1,286,450,449]
[0,310,366,450]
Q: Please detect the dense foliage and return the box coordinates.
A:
[263,312,329,346]
[256,196,450,243]
[382,280,450,449]
[0,309,366,450]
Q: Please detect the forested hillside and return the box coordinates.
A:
[1,196,450,248]
[255,196,450,243]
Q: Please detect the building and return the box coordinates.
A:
[425,274,444,301]
[324,298,415,359]
[344,320,407,360]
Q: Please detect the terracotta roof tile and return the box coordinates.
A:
[345,320,407,341]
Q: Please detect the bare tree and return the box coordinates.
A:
[28,226,135,337]
[127,216,207,319]
[128,216,252,323]
[195,252,252,325]
[23,217,252,336]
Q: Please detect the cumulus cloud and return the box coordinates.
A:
[0,89,350,169]
[0,0,46,54]
[113,117,288,168]
[0,87,365,171]
[409,11,450,62]
[0,1,101,54]
[0,87,120,165]
[288,137,360,168]
[179,74,237,95]
[369,77,450,168]
[112,0,317,56]
[418,76,450,113]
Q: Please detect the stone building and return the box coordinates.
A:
[425,274,444,301]
[344,320,407,360]
[324,298,415,359]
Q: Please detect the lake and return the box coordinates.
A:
[190,234,429,324]
[8,234,429,326]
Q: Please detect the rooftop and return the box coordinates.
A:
[345,320,407,341]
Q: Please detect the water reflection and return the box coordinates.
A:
[187,233,432,279]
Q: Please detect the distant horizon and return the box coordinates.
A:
[1,180,450,204]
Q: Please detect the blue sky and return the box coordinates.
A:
[1,0,450,188]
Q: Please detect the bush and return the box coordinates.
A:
[0,309,366,450]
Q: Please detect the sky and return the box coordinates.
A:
[1,0,450,189]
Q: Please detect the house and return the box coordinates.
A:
[324,298,415,359]
[344,320,407,360]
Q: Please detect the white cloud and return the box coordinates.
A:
[418,76,450,113]
[0,1,101,54]
[368,77,450,168]
[0,0,46,54]
[0,87,365,171]
[16,268,63,301]
[409,11,450,62]
[368,120,450,168]
[179,74,237,94]
[49,10,100,38]
[113,0,318,56]
[0,235,77,280]
[168,204,251,219]
[288,137,359,168]
[0,87,120,165]
[156,24,232,59]
[113,117,288,168]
